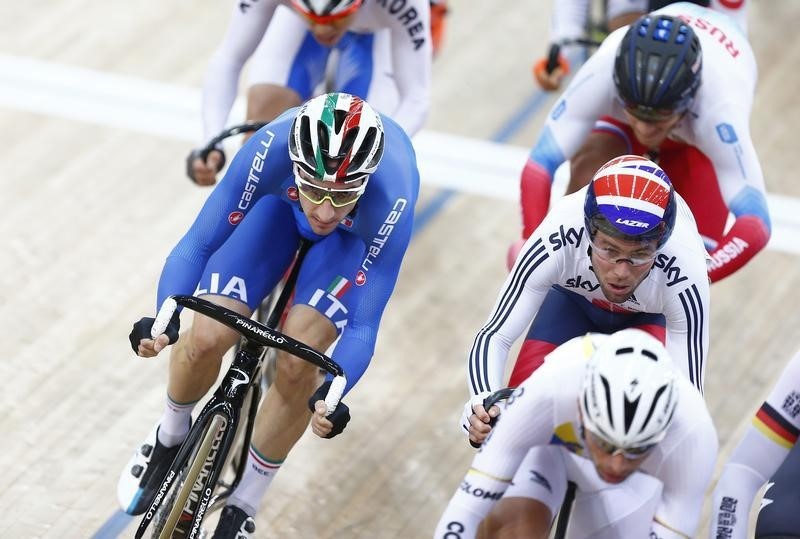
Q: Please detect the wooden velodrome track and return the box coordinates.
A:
[2,1,800,537]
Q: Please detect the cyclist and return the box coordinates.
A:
[465,155,710,448]
[513,3,767,285]
[436,329,718,539]
[118,92,419,538]
[534,0,747,91]
[709,347,800,539]
[189,0,435,186]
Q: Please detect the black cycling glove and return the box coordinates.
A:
[185,147,226,184]
[128,312,181,353]
[308,380,351,439]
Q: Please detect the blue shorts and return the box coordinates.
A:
[194,196,365,334]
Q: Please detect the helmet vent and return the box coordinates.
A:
[624,393,641,433]
[637,385,667,436]
[641,349,658,361]
[615,347,634,356]
[600,376,614,429]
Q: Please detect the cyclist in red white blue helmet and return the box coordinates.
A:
[584,154,677,250]
[463,154,710,462]
[512,2,769,285]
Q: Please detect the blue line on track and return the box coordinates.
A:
[90,510,134,539]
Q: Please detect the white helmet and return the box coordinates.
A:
[581,329,678,449]
[289,92,384,185]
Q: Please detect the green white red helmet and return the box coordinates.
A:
[581,329,679,449]
[289,92,385,185]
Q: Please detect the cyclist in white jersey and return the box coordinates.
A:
[514,3,767,284]
[534,0,748,91]
[436,329,718,539]
[189,0,432,185]
[710,347,800,539]
[464,155,710,451]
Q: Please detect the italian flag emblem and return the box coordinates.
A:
[327,276,351,298]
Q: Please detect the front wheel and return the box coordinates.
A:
[154,414,229,539]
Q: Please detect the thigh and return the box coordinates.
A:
[563,452,663,539]
[756,442,800,538]
[196,197,300,310]
[292,230,366,334]
[247,6,329,100]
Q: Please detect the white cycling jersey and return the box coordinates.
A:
[540,2,762,220]
[709,348,800,539]
[468,186,710,397]
[437,334,718,539]
[202,0,431,140]
[549,0,748,46]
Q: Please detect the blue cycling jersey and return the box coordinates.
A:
[155,109,420,391]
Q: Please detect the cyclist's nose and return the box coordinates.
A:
[315,199,337,220]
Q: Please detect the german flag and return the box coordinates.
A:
[753,402,800,449]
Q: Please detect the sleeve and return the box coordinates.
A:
[652,414,719,537]
[434,374,558,538]
[155,128,282,308]
[384,0,432,136]
[549,0,591,44]
[662,276,710,393]
[200,0,280,141]
[466,211,564,396]
[694,103,770,282]
[329,143,419,393]
[708,349,800,539]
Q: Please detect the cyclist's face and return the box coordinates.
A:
[623,109,683,150]
[584,427,650,484]
[589,231,657,304]
[297,173,364,235]
[298,11,358,47]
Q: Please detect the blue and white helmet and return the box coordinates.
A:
[583,155,676,249]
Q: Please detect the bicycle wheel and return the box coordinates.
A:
[154,413,229,538]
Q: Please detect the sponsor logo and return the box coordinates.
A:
[677,15,741,58]
[355,270,367,286]
[238,131,275,211]
[235,318,287,344]
[184,424,227,537]
[551,100,566,121]
[528,470,552,492]
[653,253,689,287]
[616,218,649,228]
[340,216,353,228]
[707,237,749,270]
[783,391,800,418]
[144,469,176,521]
[565,275,600,292]
[287,186,299,201]
[459,480,504,501]
[227,368,250,398]
[195,273,248,304]
[228,211,244,225]
[373,0,426,50]
[360,198,407,276]
[714,496,738,538]
[548,225,583,251]
[442,521,465,539]
[716,123,738,144]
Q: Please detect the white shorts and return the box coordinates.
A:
[504,446,664,539]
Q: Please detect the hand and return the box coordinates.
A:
[308,381,351,438]
[532,55,570,91]
[128,314,180,357]
[186,148,225,186]
[460,392,501,447]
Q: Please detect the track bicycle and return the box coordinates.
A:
[472,387,577,539]
[134,252,346,538]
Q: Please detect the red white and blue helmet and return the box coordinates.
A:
[584,155,676,249]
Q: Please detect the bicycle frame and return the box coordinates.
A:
[135,292,345,538]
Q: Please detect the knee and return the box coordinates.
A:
[182,324,235,366]
[246,84,301,123]
[274,351,321,394]
[478,498,550,539]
